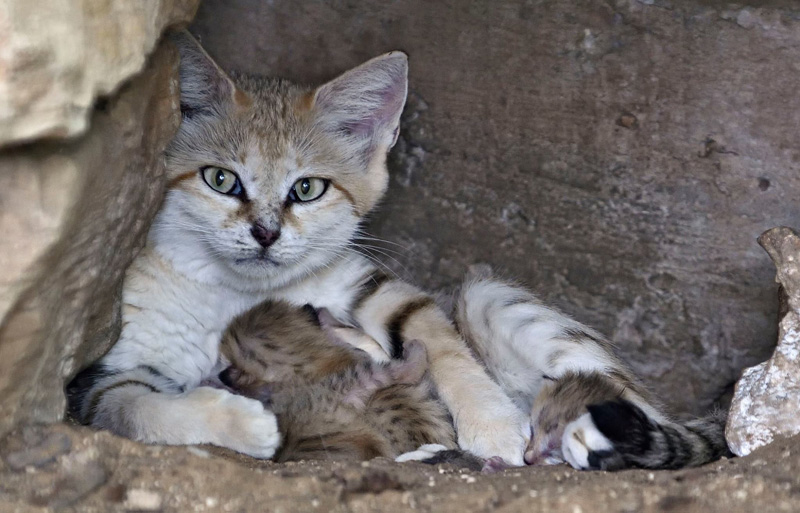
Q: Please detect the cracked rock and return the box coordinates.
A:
[726,227,800,456]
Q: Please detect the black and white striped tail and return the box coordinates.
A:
[583,400,731,470]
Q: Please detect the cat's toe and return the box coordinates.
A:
[561,413,623,471]
[459,408,529,467]
[237,407,281,459]
[210,391,281,459]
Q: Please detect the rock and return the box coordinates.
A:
[0,38,186,436]
[123,489,163,511]
[0,0,199,145]
[4,431,71,471]
[616,112,638,129]
[191,0,800,414]
[1,422,799,513]
[37,458,108,509]
[726,227,800,457]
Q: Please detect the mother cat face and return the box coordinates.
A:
[160,33,407,284]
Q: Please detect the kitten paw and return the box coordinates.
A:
[194,387,281,459]
[395,443,448,462]
[481,456,511,474]
[561,412,623,471]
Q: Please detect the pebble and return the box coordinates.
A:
[124,489,162,511]
[617,112,638,129]
[4,432,71,471]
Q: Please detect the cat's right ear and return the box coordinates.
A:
[171,31,244,117]
[312,52,408,166]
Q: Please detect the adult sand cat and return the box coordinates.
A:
[68,33,728,470]
[67,32,530,464]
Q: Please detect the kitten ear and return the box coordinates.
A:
[313,52,408,164]
[171,31,242,117]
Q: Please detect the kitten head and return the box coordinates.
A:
[525,372,628,466]
[159,32,407,287]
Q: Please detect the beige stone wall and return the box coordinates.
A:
[0,0,198,144]
[0,1,199,435]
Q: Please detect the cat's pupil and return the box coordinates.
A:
[215,170,225,186]
[300,179,310,194]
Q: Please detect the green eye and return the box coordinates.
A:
[201,166,243,196]
[290,177,328,202]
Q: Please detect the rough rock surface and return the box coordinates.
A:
[191,0,800,414]
[0,0,198,144]
[1,422,799,513]
[726,227,800,456]
[0,39,185,436]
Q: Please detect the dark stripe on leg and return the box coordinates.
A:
[351,271,390,312]
[66,363,117,422]
[138,365,184,393]
[86,380,159,425]
[386,297,435,358]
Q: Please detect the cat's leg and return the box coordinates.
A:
[67,362,281,458]
[352,280,530,466]
[457,277,729,471]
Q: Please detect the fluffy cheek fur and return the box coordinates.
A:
[162,185,259,260]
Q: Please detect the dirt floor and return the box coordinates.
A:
[1,422,797,513]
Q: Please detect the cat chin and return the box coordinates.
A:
[233,255,281,268]
[219,252,321,287]
[224,255,285,280]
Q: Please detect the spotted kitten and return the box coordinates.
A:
[217,300,455,462]
[66,32,529,464]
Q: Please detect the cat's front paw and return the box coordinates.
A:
[193,387,281,459]
[457,407,529,467]
[561,413,624,471]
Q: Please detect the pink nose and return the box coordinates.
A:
[250,223,280,248]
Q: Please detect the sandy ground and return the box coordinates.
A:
[1,422,797,513]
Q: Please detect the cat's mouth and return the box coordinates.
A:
[233,253,281,267]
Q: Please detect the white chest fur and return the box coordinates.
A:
[105,237,373,387]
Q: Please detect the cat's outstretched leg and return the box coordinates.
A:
[350,279,530,466]
[457,277,730,471]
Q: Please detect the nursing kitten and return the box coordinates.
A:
[217,300,455,462]
[456,278,730,471]
[66,32,529,465]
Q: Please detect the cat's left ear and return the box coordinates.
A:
[313,52,408,165]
